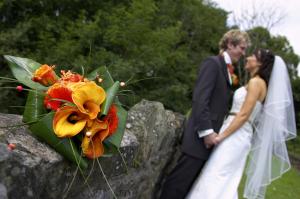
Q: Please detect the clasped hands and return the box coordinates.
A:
[204,132,224,149]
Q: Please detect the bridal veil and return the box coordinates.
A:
[244,56,297,199]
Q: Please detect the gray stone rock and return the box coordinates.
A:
[0,100,184,199]
[0,183,8,199]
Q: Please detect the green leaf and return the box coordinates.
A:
[101,81,120,116]
[105,103,128,148]
[23,90,47,123]
[102,142,118,156]
[29,112,88,169]
[87,66,114,90]
[4,55,46,90]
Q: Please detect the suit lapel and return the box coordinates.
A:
[218,55,231,86]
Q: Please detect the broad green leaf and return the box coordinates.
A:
[4,55,46,90]
[102,142,117,156]
[87,66,114,90]
[101,81,120,116]
[29,112,88,169]
[105,103,128,147]
[23,90,47,123]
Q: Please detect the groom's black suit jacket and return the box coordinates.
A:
[182,55,232,160]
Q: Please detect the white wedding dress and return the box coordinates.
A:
[186,86,262,199]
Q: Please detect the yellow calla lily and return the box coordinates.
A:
[81,119,109,159]
[71,81,106,119]
[53,106,88,137]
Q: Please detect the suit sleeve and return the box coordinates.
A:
[192,58,218,132]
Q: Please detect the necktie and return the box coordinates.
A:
[227,63,234,75]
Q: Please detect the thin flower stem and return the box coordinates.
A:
[118,90,134,93]
[117,89,137,105]
[83,157,95,185]
[117,93,132,96]
[96,158,117,199]
[68,139,93,196]
[117,93,136,105]
[33,112,50,119]
[82,137,97,185]
[8,106,26,108]
[0,121,37,129]
[117,147,129,174]
[0,77,18,81]
[124,74,135,84]
[0,87,45,93]
[53,139,67,148]
[126,77,162,86]
[0,80,19,83]
[62,165,79,199]
[118,90,136,99]
[0,112,51,128]
[88,40,92,63]
[114,101,131,110]
[80,66,85,77]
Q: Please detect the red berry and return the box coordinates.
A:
[16,85,23,92]
[7,143,16,150]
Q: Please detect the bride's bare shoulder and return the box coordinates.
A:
[248,76,266,87]
[248,76,267,101]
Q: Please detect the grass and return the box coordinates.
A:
[287,137,300,158]
[238,135,300,198]
[238,167,300,199]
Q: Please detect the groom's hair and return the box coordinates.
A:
[219,29,250,52]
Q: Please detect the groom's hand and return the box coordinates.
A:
[204,133,218,148]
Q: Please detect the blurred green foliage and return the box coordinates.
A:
[0,0,228,114]
[0,0,299,119]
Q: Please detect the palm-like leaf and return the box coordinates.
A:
[4,55,46,90]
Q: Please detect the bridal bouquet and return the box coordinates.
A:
[4,55,127,169]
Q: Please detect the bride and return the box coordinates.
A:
[186,49,297,199]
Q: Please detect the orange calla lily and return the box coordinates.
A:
[53,106,88,137]
[71,81,106,119]
[32,64,58,86]
[81,119,109,159]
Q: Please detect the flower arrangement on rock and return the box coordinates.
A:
[4,55,127,169]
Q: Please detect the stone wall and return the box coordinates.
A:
[0,100,185,199]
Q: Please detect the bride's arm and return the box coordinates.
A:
[216,78,262,143]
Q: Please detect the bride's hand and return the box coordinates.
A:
[214,134,225,145]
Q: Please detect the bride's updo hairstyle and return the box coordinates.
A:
[254,48,275,86]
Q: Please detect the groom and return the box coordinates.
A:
[159,29,250,199]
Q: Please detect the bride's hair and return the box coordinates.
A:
[254,48,275,86]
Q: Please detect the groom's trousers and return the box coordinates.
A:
[159,153,206,199]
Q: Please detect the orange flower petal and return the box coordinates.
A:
[103,104,119,135]
[32,64,58,86]
[44,82,73,110]
[60,70,84,82]
[81,120,109,159]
